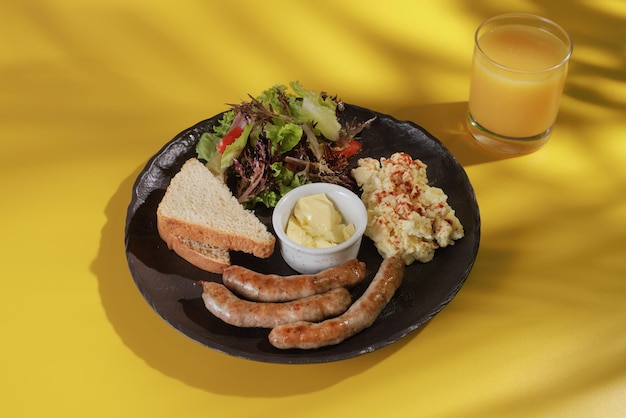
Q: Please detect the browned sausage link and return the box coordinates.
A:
[268,256,405,349]
[200,281,352,328]
[221,259,366,302]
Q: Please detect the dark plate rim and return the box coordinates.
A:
[124,104,481,364]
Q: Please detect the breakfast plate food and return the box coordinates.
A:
[125,89,481,363]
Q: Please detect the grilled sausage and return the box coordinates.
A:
[268,256,405,349]
[222,259,366,302]
[200,281,352,328]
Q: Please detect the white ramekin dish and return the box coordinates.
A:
[271,183,367,274]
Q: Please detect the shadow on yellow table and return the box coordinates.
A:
[89,0,626,402]
[91,165,424,396]
[392,101,515,166]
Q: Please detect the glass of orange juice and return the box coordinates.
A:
[467,14,573,154]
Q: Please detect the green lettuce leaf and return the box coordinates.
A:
[264,122,303,155]
[196,110,235,163]
[220,122,253,171]
[247,162,306,208]
[196,132,221,163]
[272,162,304,194]
[249,189,280,208]
[290,80,341,141]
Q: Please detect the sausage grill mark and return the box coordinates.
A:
[200,281,352,329]
[268,256,406,349]
[222,259,366,302]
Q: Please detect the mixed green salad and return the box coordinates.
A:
[196,81,375,208]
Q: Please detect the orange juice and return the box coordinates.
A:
[468,18,572,140]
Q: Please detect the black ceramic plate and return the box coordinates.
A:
[125,104,480,364]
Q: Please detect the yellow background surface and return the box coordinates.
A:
[1,1,625,417]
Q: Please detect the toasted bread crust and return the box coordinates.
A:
[158,222,230,273]
[157,215,275,259]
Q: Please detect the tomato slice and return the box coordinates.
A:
[217,126,244,153]
[334,140,362,158]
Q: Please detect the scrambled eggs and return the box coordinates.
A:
[351,152,464,264]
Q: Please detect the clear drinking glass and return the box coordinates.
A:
[467,14,573,154]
